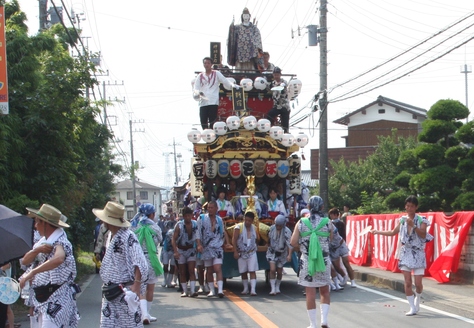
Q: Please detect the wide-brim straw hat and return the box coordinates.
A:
[92,201,130,228]
[26,204,70,228]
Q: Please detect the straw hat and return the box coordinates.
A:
[26,204,70,228]
[92,202,130,228]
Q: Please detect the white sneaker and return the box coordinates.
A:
[207,290,215,297]
[351,280,357,288]
[197,286,204,293]
[149,315,157,322]
[330,282,336,291]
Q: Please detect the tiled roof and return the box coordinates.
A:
[115,179,166,190]
[334,95,427,125]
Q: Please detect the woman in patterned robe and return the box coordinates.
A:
[291,196,333,328]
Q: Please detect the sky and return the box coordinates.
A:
[17,0,474,189]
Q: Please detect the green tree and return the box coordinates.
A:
[0,1,122,250]
[408,100,470,211]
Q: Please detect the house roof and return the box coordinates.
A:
[334,95,427,126]
[115,179,166,191]
[301,170,318,188]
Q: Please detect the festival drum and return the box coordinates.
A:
[268,211,279,219]
[247,97,273,119]
[218,210,228,218]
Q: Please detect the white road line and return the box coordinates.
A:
[356,284,474,325]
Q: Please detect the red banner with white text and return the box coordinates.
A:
[347,212,474,283]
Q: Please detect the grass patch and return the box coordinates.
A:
[76,250,96,283]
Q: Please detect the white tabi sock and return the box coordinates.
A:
[208,282,215,295]
[250,279,257,294]
[320,303,330,325]
[190,280,196,293]
[269,279,276,295]
[275,279,282,293]
[414,292,422,313]
[242,279,249,293]
[406,295,416,316]
[162,273,168,286]
[140,299,148,319]
[217,280,223,294]
[147,300,152,313]
[307,308,317,328]
[181,283,188,294]
[30,315,39,328]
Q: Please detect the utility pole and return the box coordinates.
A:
[102,81,124,125]
[129,119,145,213]
[38,0,48,31]
[170,138,182,186]
[319,0,329,210]
[461,64,471,123]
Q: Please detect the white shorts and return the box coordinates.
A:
[400,266,425,275]
[177,253,197,265]
[238,253,259,273]
[160,250,175,266]
[204,257,223,267]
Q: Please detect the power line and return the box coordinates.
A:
[330,34,474,103]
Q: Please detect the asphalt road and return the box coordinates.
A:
[72,270,474,328]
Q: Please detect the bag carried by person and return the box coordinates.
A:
[101,283,124,301]
[33,283,62,303]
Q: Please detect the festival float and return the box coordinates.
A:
[187,9,308,279]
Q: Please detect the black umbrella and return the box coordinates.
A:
[0,205,34,267]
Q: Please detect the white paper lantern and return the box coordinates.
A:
[230,160,242,179]
[205,160,218,179]
[224,77,236,90]
[269,126,284,140]
[254,77,267,90]
[226,115,241,130]
[201,129,216,143]
[257,119,271,132]
[242,116,257,130]
[295,132,309,147]
[217,159,230,178]
[213,121,227,136]
[254,159,266,178]
[240,78,253,91]
[265,160,277,178]
[187,129,201,143]
[288,79,302,100]
[277,160,290,178]
[281,133,295,147]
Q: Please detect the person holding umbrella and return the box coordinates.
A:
[19,204,80,328]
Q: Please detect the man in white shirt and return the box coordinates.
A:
[194,57,238,130]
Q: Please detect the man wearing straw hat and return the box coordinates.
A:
[20,204,80,328]
[92,201,148,328]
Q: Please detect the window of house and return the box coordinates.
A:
[140,191,148,200]
[378,109,385,114]
[127,211,134,220]
[127,191,133,200]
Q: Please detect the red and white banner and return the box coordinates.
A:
[347,212,474,283]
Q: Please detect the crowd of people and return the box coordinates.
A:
[3,193,430,328]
